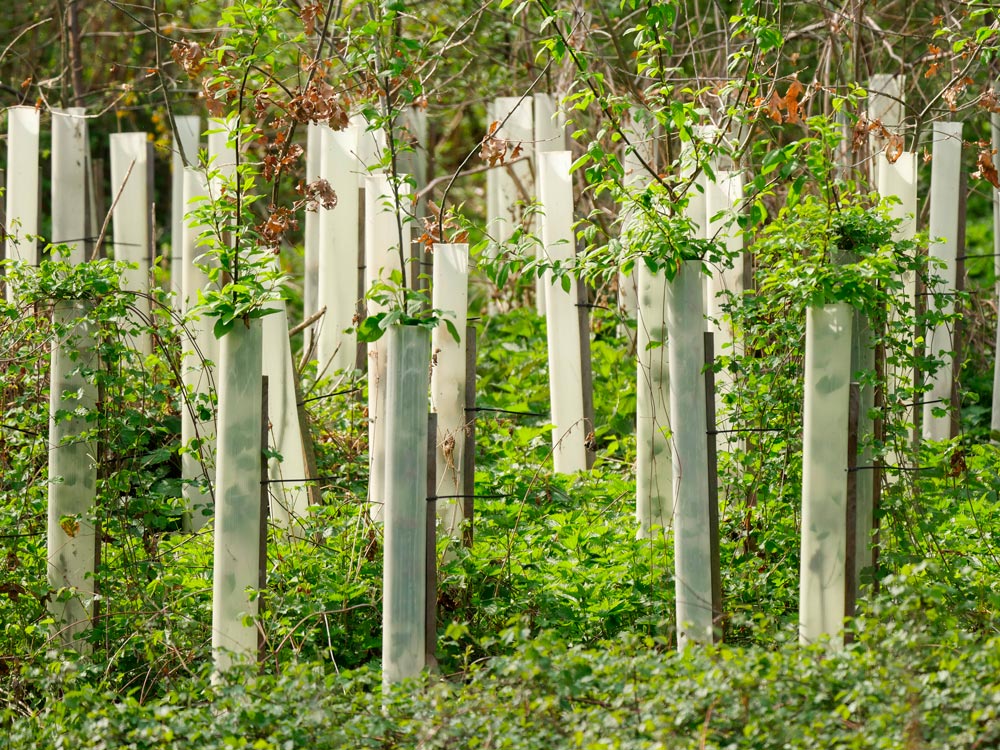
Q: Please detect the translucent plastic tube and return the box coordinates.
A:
[798,302,853,648]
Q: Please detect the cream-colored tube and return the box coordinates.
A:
[109,132,152,354]
[705,170,744,350]
[212,318,263,672]
[489,97,534,245]
[618,108,658,339]
[51,108,88,264]
[47,307,98,651]
[180,168,217,531]
[365,173,409,522]
[431,243,469,540]
[877,151,918,459]
[867,74,904,185]
[318,123,361,374]
[303,121,322,322]
[632,113,677,538]
[705,169,744,438]
[382,325,429,689]
[48,114,96,638]
[635,261,670,538]
[4,106,40,296]
[665,260,713,647]
[207,117,237,186]
[923,122,962,442]
[533,94,564,316]
[262,293,309,529]
[170,116,201,311]
[538,151,587,473]
[798,302,853,648]
[353,112,385,186]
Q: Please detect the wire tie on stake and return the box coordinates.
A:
[297,386,363,406]
[707,427,783,435]
[466,406,548,418]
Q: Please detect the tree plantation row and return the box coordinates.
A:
[0,65,995,686]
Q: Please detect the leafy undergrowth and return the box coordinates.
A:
[6,308,1000,746]
[9,571,1000,749]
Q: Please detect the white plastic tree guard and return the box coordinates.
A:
[532,94,565,317]
[180,168,217,531]
[705,170,745,350]
[170,116,202,311]
[399,107,429,201]
[878,152,918,241]
[632,121,696,539]
[430,243,469,540]
[318,122,361,374]
[924,122,963,442]
[207,117,237,186]
[705,169,745,437]
[212,318,263,672]
[48,117,97,649]
[47,301,98,651]
[635,258,671,538]
[109,132,152,354]
[665,260,713,647]
[4,106,40,299]
[365,173,409,522]
[382,324,430,689]
[867,74,904,131]
[533,94,565,153]
[877,151,918,457]
[303,121,322,322]
[867,74,904,184]
[617,109,658,338]
[686,127,714,323]
[992,107,1000,440]
[51,108,89,264]
[262,288,309,529]
[538,151,587,474]
[353,112,386,185]
[488,96,534,245]
[798,302,853,648]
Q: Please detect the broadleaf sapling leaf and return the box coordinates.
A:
[356,313,388,342]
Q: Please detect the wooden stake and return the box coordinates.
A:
[462,325,477,547]
[425,413,438,670]
[845,382,860,638]
[578,278,596,470]
[952,173,967,439]
[703,332,723,641]
[258,376,269,662]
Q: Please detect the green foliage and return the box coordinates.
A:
[10,569,1000,749]
[356,272,460,343]
[4,0,1000,743]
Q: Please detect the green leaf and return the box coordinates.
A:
[213,317,235,339]
[444,319,461,344]
[356,313,387,342]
